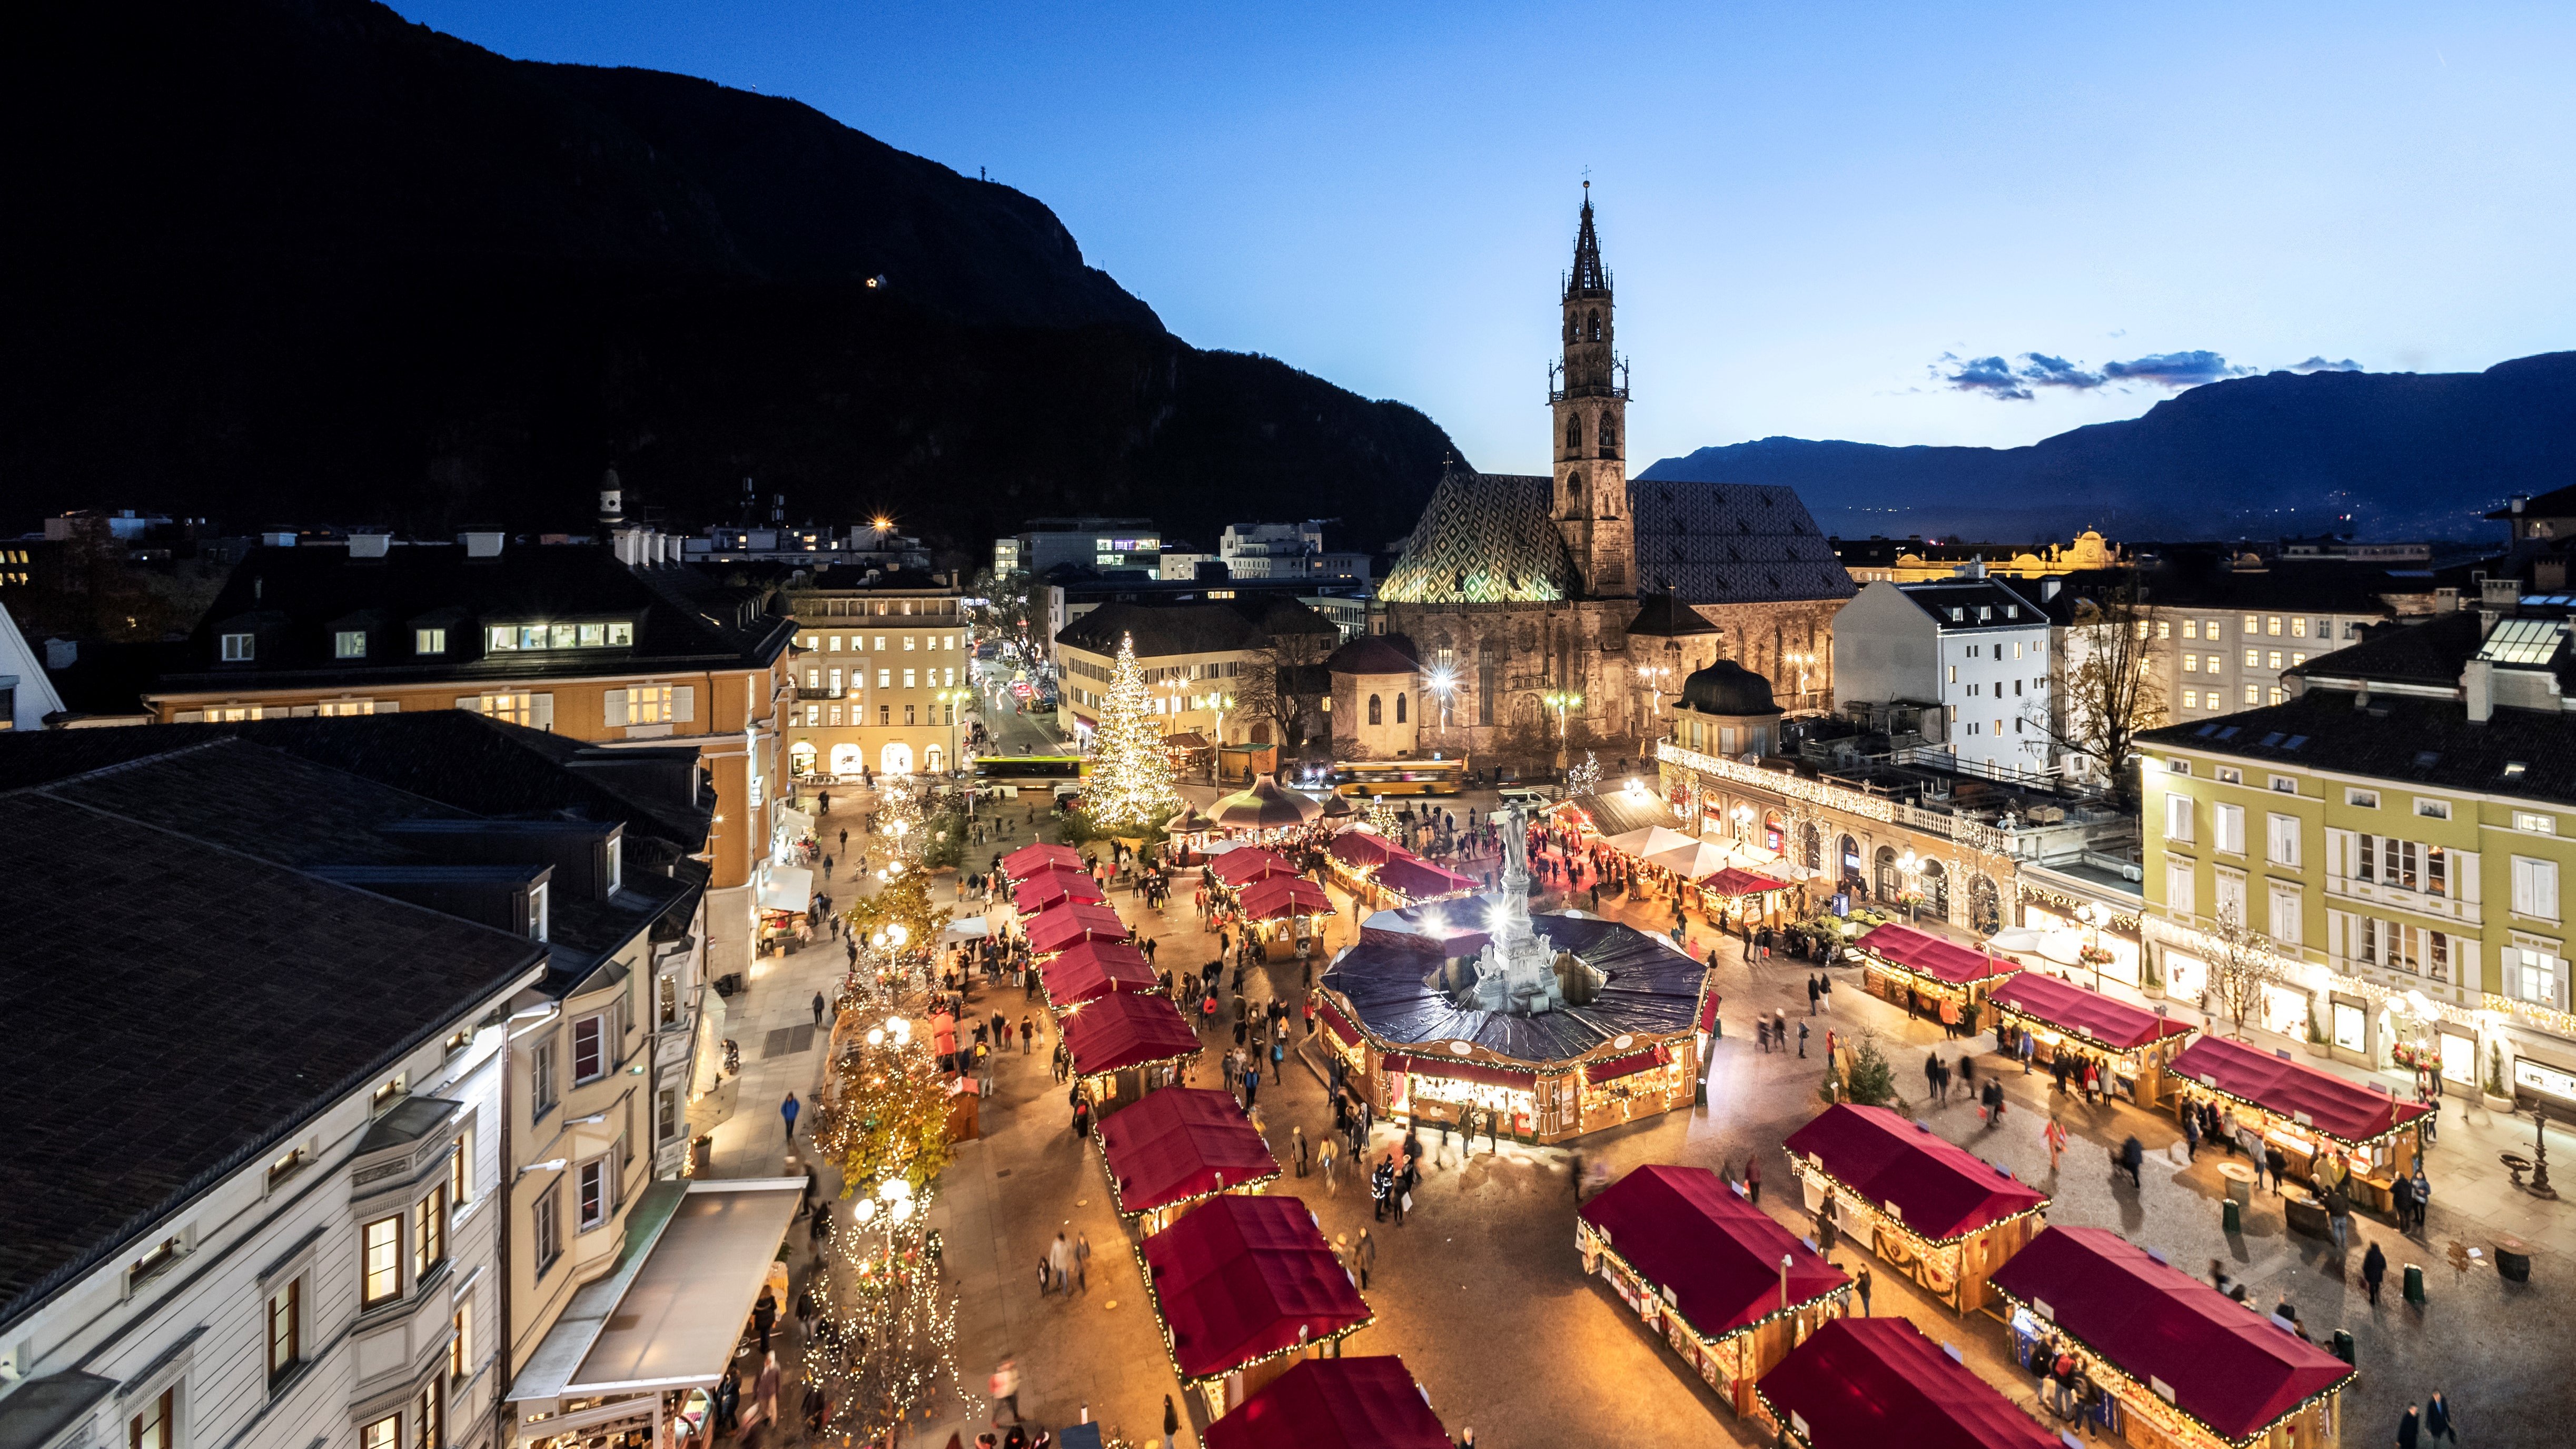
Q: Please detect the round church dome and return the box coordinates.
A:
[1679,658,1782,717]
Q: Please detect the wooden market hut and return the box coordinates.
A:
[1142,1195,1373,1418]
[1753,1317,2060,1449]
[1037,939,1158,1013]
[1989,1227,2355,1449]
[1781,1105,2048,1314]
[1202,1356,1452,1449]
[1987,971,2196,1107]
[1371,853,1478,905]
[1850,923,2017,1020]
[2167,1034,2431,1214]
[1096,1086,1281,1234]
[1576,1166,1852,1418]
[1061,991,1201,1115]
[1210,846,1302,889]
[1701,864,1796,929]
[1027,900,1131,955]
[1238,874,1334,961]
[1012,865,1105,914]
[999,841,1083,880]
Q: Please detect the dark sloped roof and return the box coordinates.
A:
[2132,561,2416,613]
[1378,467,1574,605]
[1893,578,2047,628]
[2489,482,2576,520]
[1628,480,1856,605]
[1678,659,1780,717]
[1324,636,1419,676]
[0,790,546,1324]
[1624,593,1721,637]
[2283,610,2480,688]
[1056,598,1335,657]
[2137,687,2576,807]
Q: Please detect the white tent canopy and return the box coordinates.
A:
[1643,840,1735,880]
[1601,825,1698,859]
[757,865,814,912]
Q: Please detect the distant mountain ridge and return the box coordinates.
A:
[1645,353,2576,542]
[0,0,1454,551]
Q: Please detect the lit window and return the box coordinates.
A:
[267,1279,301,1386]
[333,630,366,658]
[2243,648,2260,668]
[416,628,447,655]
[2242,684,2258,705]
[2267,616,2282,636]
[413,1378,443,1449]
[2183,655,2198,673]
[413,1187,447,1281]
[2267,650,2283,670]
[2242,615,2258,634]
[2183,619,2199,640]
[2291,617,2308,638]
[451,1132,471,1207]
[2182,688,2199,709]
[628,686,674,725]
[2514,811,2557,835]
[222,632,255,662]
[362,1216,402,1307]
[361,1415,398,1449]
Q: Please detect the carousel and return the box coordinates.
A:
[1206,773,1329,839]
[1314,803,1715,1145]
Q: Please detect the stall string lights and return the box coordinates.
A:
[1787,1153,2049,1252]
[2018,885,2141,937]
[1578,1219,1854,1348]
[1122,1230,1373,1391]
[1990,1287,2353,1449]
[1094,1132,1281,1221]
[1989,1002,2177,1063]
[2172,1072,2424,1154]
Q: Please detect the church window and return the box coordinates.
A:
[1367,694,1382,726]
[1479,657,1498,725]
[1587,310,1601,342]
[1566,413,1582,454]
[1599,416,1617,455]
[1395,693,1407,724]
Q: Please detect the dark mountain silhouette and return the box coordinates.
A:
[1646,354,2576,542]
[1,0,1454,553]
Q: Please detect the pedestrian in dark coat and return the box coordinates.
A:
[2397,1403,2421,1449]
[2119,1135,2145,1188]
[2361,1241,2387,1305]
[2424,1391,2456,1444]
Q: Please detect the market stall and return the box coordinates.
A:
[1027,900,1132,955]
[1373,853,1478,905]
[1141,1195,1372,1419]
[1753,1317,2060,1449]
[1578,1038,1694,1133]
[1701,865,1795,929]
[1201,1356,1453,1449]
[2167,1034,2430,1214]
[1576,1165,1852,1419]
[1013,866,1105,914]
[1239,874,1334,961]
[1038,939,1160,1013]
[1988,1227,2355,1449]
[1210,846,1302,889]
[1062,991,1202,1113]
[754,863,816,954]
[1781,1105,2048,1314]
[1206,773,1328,839]
[1987,971,2196,1108]
[1000,841,1084,881]
[1849,923,2016,1020]
[1095,1085,1280,1233]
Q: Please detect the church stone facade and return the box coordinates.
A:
[1372,190,1853,771]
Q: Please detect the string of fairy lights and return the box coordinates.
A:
[1988,1283,2353,1449]
[1577,1219,1853,1362]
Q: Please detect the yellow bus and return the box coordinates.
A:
[1330,758,1467,797]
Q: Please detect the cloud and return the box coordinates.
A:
[1937,353,2032,401]
[2098,350,2255,388]
[2289,356,2363,373]
[2016,353,2105,390]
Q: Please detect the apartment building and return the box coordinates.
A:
[1053,596,1339,752]
[1832,572,2054,778]
[124,533,791,978]
[2141,569,2396,722]
[2138,585,2576,1106]
[781,567,969,780]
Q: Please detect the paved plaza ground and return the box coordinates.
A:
[715,774,2576,1448]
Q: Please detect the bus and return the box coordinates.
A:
[972,755,1089,787]
[1330,758,1468,797]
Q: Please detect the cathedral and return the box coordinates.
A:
[1365,189,1854,768]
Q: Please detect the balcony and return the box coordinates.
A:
[797,687,846,701]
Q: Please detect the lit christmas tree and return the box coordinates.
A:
[1083,632,1182,836]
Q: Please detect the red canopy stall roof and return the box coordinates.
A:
[1039,940,1158,1010]
[1061,992,1202,1078]
[1782,1105,2048,1244]
[1013,868,1105,914]
[1211,847,1301,888]
[1028,901,1130,954]
[1988,1227,2356,1445]
[1855,924,2017,989]
[1001,842,1083,880]
[1755,1317,2060,1449]
[1374,854,1478,900]
[1988,972,2197,1054]
[1202,1356,1451,1449]
[1578,1166,1849,1339]
[1319,998,1360,1046]
[1240,875,1334,921]
[1096,1087,1280,1217]
[1142,1195,1372,1383]
[1701,866,1791,897]
[2168,1034,2433,1147]
[1329,831,1404,869]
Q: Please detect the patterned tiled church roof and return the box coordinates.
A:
[1378,465,1574,604]
[1631,479,1856,606]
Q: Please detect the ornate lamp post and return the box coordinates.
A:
[1897,847,1922,924]
[2075,900,2112,992]
[1542,689,1584,780]
[1210,691,1235,783]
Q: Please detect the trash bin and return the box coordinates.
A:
[1695,1077,1708,1107]
[2404,1262,2427,1304]
[2330,1328,2355,1364]
[2222,1198,2242,1234]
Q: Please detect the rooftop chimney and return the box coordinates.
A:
[348,533,391,558]
[2465,658,2494,725]
[460,530,506,558]
[599,467,625,528]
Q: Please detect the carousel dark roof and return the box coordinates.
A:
[1321,896,1708,1063]
[1678,658,1781,717]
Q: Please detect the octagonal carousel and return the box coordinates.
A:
[1313,805,1716,1144]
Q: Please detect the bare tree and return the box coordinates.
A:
[1244,631,1333,752]
[2027,576,2165,802]
[2205,901,2287,1040]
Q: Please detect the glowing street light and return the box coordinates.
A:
[1541,690,1584,777]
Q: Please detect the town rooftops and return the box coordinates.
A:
[1888,578,2047,629]
[152,541,791,694]
[1324,636,1420,676]
[1055,597,1337,657]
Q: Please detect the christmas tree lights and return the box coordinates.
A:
[1083,633,1182,837]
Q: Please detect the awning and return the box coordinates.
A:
[1988,1227,2355,1444]
[1600,824,1697,859]
[1041,940,1160,1010]
[1062,992,1203,1077]
[1097,1087,1280,1216]
[1854,923,2016,989]
[1329,831,1403,869]
[756,865,814,912]
[510,1179,802,1402]
[1578,1166,1848,1341]
[773,806,816,842]
[1383,1054,1533,1091]
[1211,848,1300,888]
[1001,841,1083,880]
[1782,1105,2048,1244]
[940,916,993,942]
[1202,1357,1452,1449]
[2168,1033,2433,1147]
[1029,902,1130,954]
[1562,789,1675,839]
[1700,866,1790,897]
[1320,998,1361,1046]
[1142,1196,1371,1382]
[1987,972,2196,1055]
[1014,869,1105,914]
[1240,875,1334,921]
[1373,854,1477,901]
[1754,1318,2060,1449]
[1584,1048,1667,1085]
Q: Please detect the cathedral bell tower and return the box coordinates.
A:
[1551,183,1633,599]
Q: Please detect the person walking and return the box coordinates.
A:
[1797,1020,1809,1058]
[1293,1123,1309,1177]
[2044,1115,2069,1172]
[2325,1182,2351,1248]
[1074,1231,1093,1293]
[1046,1231,1072,1294]
[2410,1166,2433,1231]
[2118,1135,2144,1189]
[751,1288,778,1352]
[1807,975,1820,1016]
[779,1092,801,1142]
[2262,1141,2288,1197]
[2182,1110,2201,1160]
[2397,1403,2421,1449]
[1019,1015,1034,1054]
[811,990,828,1026]
[2424,1391,2456,1445]
[2361,1240,2387,1305]
[1852,1262,1872,1316]
[989,1361,1021,1425]
[1321,1136,1340,1194]
[2019,1030,2035,1074]
[1162,1395,1181,1449]
[1354,1227,1377,1289]
[1924,1052,1941,1103]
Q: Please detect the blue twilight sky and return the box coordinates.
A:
[389,0,2576,478]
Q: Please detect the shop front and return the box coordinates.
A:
[2021,902,2142,989]
[1849,923,2016,1024]
[1986,971,2196,1108]
[1990,1227,2354,1449]
[1062,991,1203,1119]
[2168,1033,2430,1215]
[508,1180,805,1449]
[1382,1052,1550,1139]
[1238,874,1333,962]
[754,863,815,955]
[1782,1105,2048,1315]
[1577,1166,1851,1421]
[1578,1041,1693,1133]
[1753,1318,2060,1449]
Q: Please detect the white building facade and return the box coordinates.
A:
[1832,574,2054,778]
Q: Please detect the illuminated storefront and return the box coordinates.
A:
[2168,1034,2430,1214]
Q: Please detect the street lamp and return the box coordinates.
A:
[934,687,971,778]
[1209,692,1235,783]
[1541,689,1583,777]
[1425,668,1457,742]
[2074,900,2111,992]
[1783,651,1816,706]
[1897,847,1921,924]
[1730,802,1753,845]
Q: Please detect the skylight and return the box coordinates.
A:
[2478,616,2565,666]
